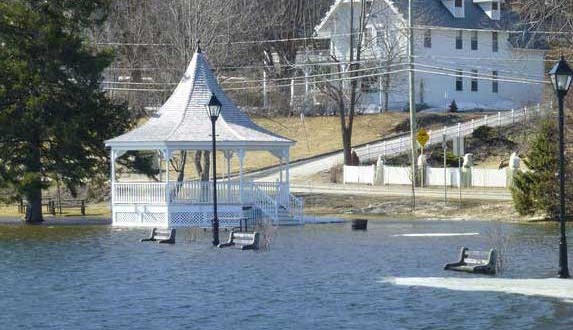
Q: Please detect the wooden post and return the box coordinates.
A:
[263,70,268,109]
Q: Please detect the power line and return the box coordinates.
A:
[102,65,548,94]
[102,62,407,86]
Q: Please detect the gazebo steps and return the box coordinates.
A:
[277,209,300,226]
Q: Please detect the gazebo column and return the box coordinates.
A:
[163,149,171,197]
[110,149,117,206]
[279,156,284,184]
[238,149,245,203]
[224,150,233,203]
[163,149,172,228]
[284,148,290,194]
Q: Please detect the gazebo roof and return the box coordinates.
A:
[105,47,294,151]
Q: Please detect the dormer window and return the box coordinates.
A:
[455,0,463,7]
[492,2,499,10]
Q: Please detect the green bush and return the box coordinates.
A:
[471,125,495,141]
[511,120,561,218]
[449,100,458,113]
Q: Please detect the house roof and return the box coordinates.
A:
[315,0,521,34]
[392,0,520,30]
[105,47,294,151]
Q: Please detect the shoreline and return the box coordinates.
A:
[0,216,111,226]
[300,193,551,224]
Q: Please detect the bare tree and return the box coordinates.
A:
[314,0,370,165]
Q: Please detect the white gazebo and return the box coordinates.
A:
[105,47,302,228]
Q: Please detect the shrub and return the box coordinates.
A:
[449,100,458,113]
[471,125,495,141]
[510,119,567,218]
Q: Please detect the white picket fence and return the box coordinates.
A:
[343,165,376,185]
[355,104,547,161]
[341,165,510,187]
[471,168,508,188]
[383,165,412,185]
[425,167,461,187]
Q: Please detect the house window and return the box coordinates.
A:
[376,29,385,47]
[456,70,463,91]
[424,29,432,48]
[492,32,499,52]
[363,27,374,47]
[492,71,499,93]
[361,76,379,93]
[492,2,499,10]
[456,30,463,49]
[455,0,463,7]
[471,31,478,50]
[471,70,478,92]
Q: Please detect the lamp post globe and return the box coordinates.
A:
[206,93,222,246]
[548,56,573,278]
[207,93,223,119]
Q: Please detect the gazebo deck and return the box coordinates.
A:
[111,180,303,228]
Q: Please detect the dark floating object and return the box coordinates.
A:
[218,231,259,250]
[140,228,176,244]
[444,247,496,275]
[352,219,368,230]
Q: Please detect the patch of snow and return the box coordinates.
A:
[303,216,346,224]
[393,232,479,237]
[382,277,573,302]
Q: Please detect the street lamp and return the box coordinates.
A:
[549,56,573,278]
[206,93,222,246]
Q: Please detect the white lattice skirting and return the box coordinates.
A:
[112,204,244,228]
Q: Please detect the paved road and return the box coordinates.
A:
[290,183,512,201]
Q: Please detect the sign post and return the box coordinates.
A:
[416,128,429,187]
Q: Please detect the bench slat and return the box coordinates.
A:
[233,239,254,245]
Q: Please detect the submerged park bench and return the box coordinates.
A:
[218,231,260,250]
[444,247,497,275]
[140,228,176,244]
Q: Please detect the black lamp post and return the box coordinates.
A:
[549,56,573,279]
[206,93,222,246]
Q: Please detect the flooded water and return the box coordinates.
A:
[1,220,572,329]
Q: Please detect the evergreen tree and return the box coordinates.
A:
[511,119,565,218]
[0,0,133,223]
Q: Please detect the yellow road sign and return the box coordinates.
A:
[417,128,430,147]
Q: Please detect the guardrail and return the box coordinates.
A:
[355,103,547,161]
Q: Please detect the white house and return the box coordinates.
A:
[313,0,546,111]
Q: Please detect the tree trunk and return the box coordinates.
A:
[194,151,211,181]
[24,143,43,224]
[194,150,211,202]
[384,63,391,112]
[177,151,187,182]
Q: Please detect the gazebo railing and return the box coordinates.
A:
[114,182,168,204]
[249,182,279,224]
[113,180,274,205]
[168,181,242,204]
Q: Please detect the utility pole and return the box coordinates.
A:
[408,0,417,210]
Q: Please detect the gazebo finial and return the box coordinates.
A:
[196,40,202,53]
